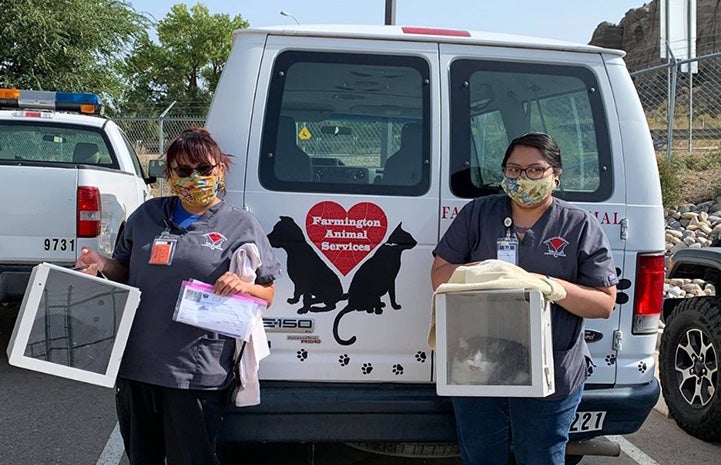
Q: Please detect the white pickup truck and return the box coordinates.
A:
[0,89,154,302]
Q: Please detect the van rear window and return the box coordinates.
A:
[259,51,431,196]
[449,60,612,201]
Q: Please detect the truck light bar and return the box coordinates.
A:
[0,88,102,115]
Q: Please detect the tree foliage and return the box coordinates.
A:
[0,0,149,98]
[121,4,248,116]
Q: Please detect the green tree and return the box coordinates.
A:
[121,3,248,116]
[0,0,149,101]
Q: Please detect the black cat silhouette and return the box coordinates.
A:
[333,223,417,345]
[267,216,345,313]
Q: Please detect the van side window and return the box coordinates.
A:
[449,60,612,201]
[260,51,431,196]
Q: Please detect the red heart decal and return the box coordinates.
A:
[306,201,388,275]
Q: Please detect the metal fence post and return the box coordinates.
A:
[157,101,177,195]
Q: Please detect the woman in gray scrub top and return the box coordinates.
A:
[76,128,281,465]
[431,132,618,465]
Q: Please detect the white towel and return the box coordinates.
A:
[229,243,270,407]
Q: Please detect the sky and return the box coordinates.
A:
[129,0,647,44]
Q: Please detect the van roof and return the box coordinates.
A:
[235,24,625,57]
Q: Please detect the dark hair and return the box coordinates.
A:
[501,132,562,171]
[164,128,233,178]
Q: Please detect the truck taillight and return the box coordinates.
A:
[632,253,665,334]
[77,186,101,237]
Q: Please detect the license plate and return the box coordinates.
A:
[569,411,606,433]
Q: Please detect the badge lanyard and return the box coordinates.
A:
[149,226,179,266]
[496,217,519,265]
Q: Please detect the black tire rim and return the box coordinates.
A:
[674,328,718,407]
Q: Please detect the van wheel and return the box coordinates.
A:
[345,442,459,458]
[659,296,721,442]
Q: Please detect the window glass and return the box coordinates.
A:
[260,51,431,196]
[120,131,144,176]
[450,60,611,201]
[0,123,115,166]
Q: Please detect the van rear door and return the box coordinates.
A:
[438,44,624,386]
[230,35,441,384]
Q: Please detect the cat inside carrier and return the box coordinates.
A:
[435,289,554,397]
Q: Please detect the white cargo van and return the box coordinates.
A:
[206,25,665,461]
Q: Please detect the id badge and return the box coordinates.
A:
[497,237,519,265]
[149,235,179,265]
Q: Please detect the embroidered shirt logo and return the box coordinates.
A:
[202,231,227,251]
[543,236,569,258]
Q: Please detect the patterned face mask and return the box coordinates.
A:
[501,173,556,207]
[170,173,223,207]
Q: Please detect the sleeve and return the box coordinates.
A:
[432,200,478,264]
[247,214,282,284]
[576,212,619,288]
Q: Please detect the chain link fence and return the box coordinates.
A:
[631,51,721,157]
[117,51,721,163]
[114,116,206,157]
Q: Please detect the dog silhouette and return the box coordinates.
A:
[267,216,345,313]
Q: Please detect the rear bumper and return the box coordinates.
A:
[0,264,33,301]
[218,378,659,443]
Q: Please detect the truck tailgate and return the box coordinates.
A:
[0,166,78,264]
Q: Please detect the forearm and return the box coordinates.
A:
[245,282,275,307]
[98,256,129,283]
[431,261,460,290]
[551,278,616,319]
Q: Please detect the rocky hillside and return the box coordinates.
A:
[590,0,721,71]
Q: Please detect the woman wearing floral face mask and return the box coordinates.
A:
[75,128,281,465]
[431,133,618,465]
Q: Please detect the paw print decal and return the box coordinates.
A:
[392,364,404,375]
[605,354,616,366]
[338,354,350,366]
[637,361,648,373]
[296,349,308,362]
[415,351,427,363]
[361,363,373,375]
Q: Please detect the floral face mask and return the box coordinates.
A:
[500,173,556,207]
[170,173,223,208]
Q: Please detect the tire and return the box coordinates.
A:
[345,442,460,458]
[659,296,721,442]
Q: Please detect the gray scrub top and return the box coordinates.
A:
[113,196,282,390]
[433,194,618,399]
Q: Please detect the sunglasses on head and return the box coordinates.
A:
[172,164,217,178]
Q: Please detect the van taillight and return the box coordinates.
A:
[632,253,665,334]
[77,186,101,237]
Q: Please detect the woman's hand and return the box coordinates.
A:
[75,247,105,276]
[213,272,275,307]
[213,272,250,296]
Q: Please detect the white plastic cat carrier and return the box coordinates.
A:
[435,289,554,397]
[6,263,141,388]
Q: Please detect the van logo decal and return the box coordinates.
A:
[306,201,388,275]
